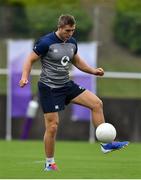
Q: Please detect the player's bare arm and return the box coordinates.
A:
[72,53,104,76]
[19,51,40,88]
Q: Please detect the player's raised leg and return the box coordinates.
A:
[71,89,105,127]
[71,90,129,153]
[44,112,59,171]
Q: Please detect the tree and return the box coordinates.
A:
[114,0,141,54]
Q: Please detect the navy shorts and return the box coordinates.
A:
[38,80,86,113]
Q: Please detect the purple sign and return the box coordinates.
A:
[72,75,96,121]
[8,40,33,118]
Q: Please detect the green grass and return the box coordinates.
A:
[97,78,141,98]
[0,140,141,179]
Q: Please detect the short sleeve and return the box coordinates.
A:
[33,38,49,56]
[69,37,78,54]
[74,42,78,54]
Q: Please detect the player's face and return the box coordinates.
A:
[58,25,75,41]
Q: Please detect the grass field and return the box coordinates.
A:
[0,140,141,179]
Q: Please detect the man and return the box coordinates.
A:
[19,14,129,171]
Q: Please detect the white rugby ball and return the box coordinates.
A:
[96,123,116,143]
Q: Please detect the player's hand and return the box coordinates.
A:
[19,79,28,88]
[94,68,104,76]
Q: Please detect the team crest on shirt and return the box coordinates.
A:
[61,56,70,66]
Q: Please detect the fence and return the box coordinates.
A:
[1,68,141,141]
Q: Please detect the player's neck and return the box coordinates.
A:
[55,31,67,43]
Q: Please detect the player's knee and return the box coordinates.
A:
[93,99,103,111]
[47,120,58,136]
[45,114,59,136]
[49,123,58,135]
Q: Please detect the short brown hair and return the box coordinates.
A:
[58,14,76,28]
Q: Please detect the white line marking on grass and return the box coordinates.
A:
[34,160,44,164]
[17,160,44,164]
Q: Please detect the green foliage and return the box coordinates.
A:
[0,0,93,41]
[114,0,141,55]
[25,2,93,41]
[5,0,80,7]
[10,3,30,37]
[117,0,141,12]
[0,2,29,38]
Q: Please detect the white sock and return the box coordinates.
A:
[46,157,55,166]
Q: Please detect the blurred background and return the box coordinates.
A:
[0,0,141,142]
